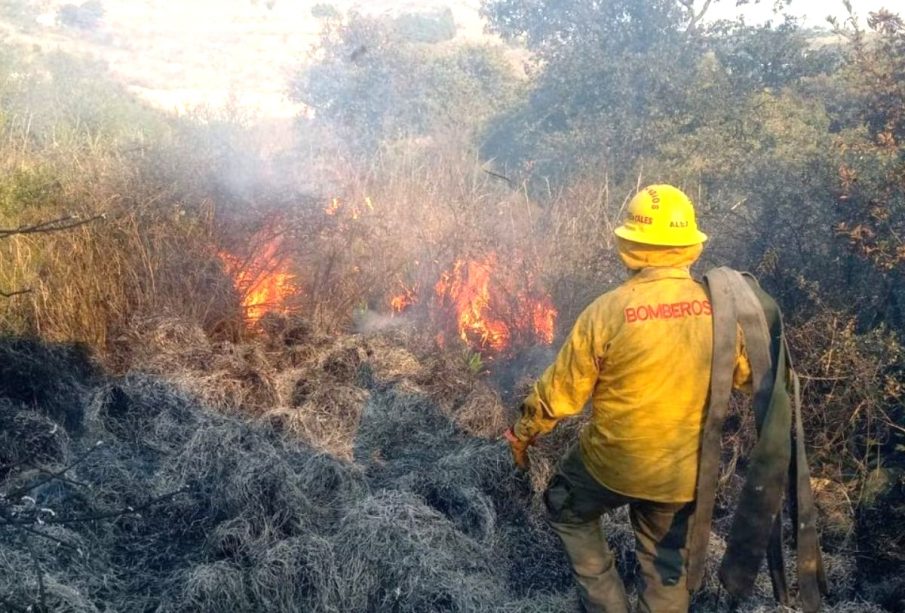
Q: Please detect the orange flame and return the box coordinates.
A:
[390,282,418,314]
[324,197,341,216]
[531,300,557,345]
[433,254,557,353]
[219,234,298,324]
[324,196,374,220]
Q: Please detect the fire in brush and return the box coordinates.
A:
[392,253,557,354]
[219,230,298,324]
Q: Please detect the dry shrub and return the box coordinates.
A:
[822,604,889,613]
[247,536,326,609]
[543,173,627,326]
[0,546,35,608]
[786,311,903,483]
[0,402,70,479]
[783,308,905,609]
[408,349,475,409]
[205,343,282,408]
[0,195,239,353]
[811,477,856,544]
[362,330,427,385]
[287,141,557,336]
[113,315,215,373]
[330,490,507,611]
[0,334,568,611]
[259,329,506,459]
[452,383,509,438]
[167,561,251,612]
[266,336,374,458]
[0,337,97,432]
[269,382,369,459]
[0,79,290,360]
[112,316,286,411]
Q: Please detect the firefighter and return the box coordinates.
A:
[505,184,751,612]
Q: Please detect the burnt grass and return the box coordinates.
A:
[0,334,898,612]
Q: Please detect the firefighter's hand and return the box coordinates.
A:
[504,428,532,471]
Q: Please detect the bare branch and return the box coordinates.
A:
[34,488,187,526]
[25,539,46,611]
[3,523,80,551]
[29,468,90,490]
[482,167,515,188]
[685,0,714,33]
[0,289,32,299]
[5,443,103,501]
[0,214,106,240]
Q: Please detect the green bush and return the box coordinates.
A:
[57,1,105,30]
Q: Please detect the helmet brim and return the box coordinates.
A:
[613,225,708,247]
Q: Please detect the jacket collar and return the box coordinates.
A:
[627,266,692,285]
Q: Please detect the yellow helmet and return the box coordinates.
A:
[614,184,708,247]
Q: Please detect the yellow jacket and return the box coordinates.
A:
[516,247,750,503]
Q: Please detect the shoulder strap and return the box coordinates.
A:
[686,267,737,590]
[693,268,825,612]
[719,272,791,601]
[741,275,826,611]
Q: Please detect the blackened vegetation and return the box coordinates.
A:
[0,334,895,612]
[0,336,573,612]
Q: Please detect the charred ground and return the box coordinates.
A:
[0,324,899,612]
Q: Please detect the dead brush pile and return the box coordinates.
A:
[0,332,891,612]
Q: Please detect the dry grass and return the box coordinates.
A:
[0,315,897,612]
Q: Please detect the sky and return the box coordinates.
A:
[705,0,898,27]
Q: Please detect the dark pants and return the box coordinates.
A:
[544,445,693,613]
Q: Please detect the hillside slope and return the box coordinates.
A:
[0,0,488,117]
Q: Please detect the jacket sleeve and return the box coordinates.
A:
[513,304,602,441]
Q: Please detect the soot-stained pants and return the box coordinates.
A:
[544,445,692,613]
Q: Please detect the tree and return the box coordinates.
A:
[480,0,717,50]
[832,10,905,271]
[311,3,339,20]
[479,0,709,182]
[478,0,820,185]
[705,18,843,92]
[828,9,905,327]
[57,1,105,30]
[394,8,457,44]
[292,11,520,153]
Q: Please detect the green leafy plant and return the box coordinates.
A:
[463,348,485,374]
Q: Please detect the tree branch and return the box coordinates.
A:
[0,214,106,240]
[5,443,103,501]
[32,488,187,526]
[29,467,90,490]
[25,539,46,611]
[2,522,80,551]
[685,0,714,33]
[482,167,515,188]
[0,289,31,299]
